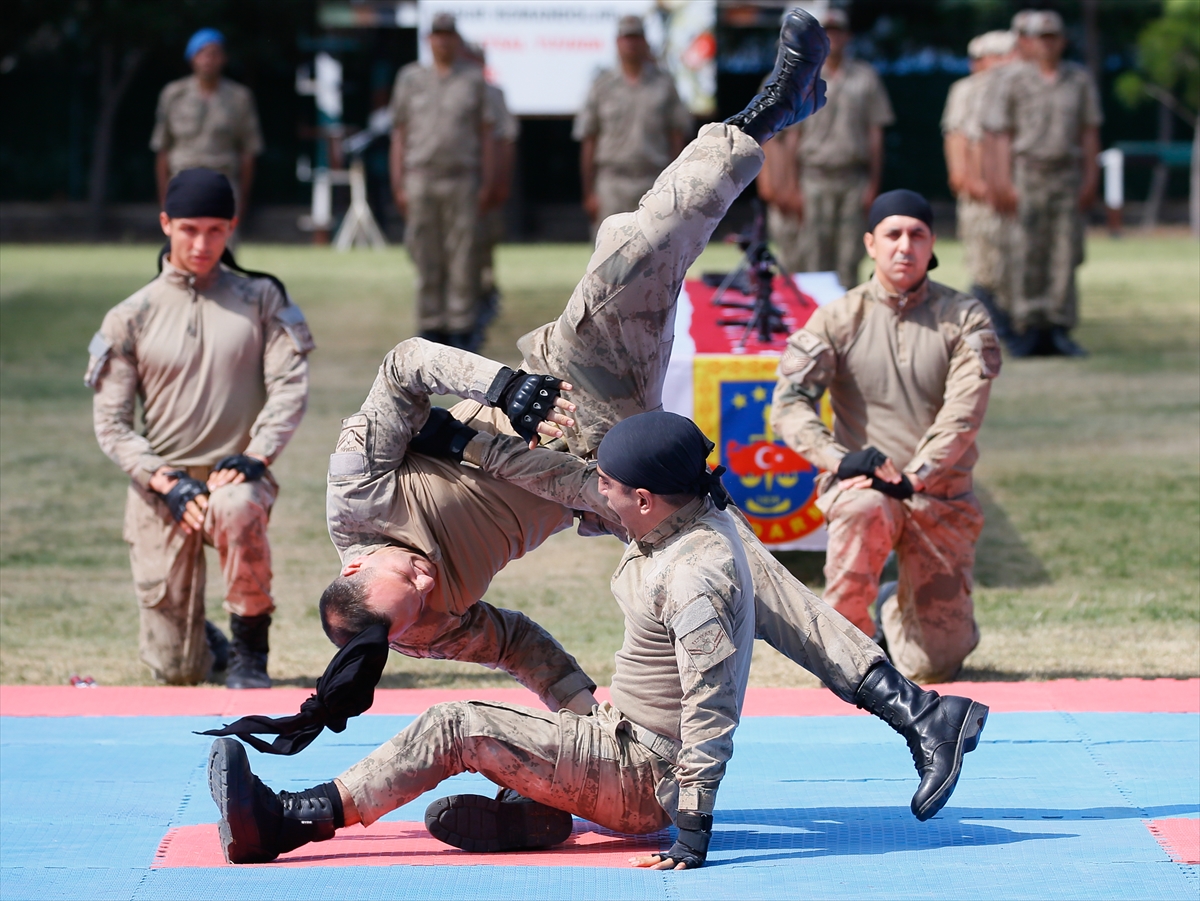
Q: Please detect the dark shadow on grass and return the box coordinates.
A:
[974,484,1051,588]
[772,550,826,588]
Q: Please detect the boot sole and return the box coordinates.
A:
[913,701,989,822]
[425,794,573,853]
[208,738,276,864]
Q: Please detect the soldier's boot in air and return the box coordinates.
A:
[425,787,574,852]
[205,620,230,674]
[724,8,830,144]
[854,662,989,821]
[226,613,271,690]
[208,738,341,864]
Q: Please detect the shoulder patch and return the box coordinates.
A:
[779,330,832,383]
[275,303,316,354]
[963,330,1002,380]
[672,597,736,673]
[84,332,113,389]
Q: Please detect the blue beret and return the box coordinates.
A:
[186,28,224,61]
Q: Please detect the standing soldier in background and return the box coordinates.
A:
[942,30,1016,337]
[575,15,692,232]
[151,29,263,221]
[390,13,495,349]
[759,7,893,289]
[463,42,519,350]
[87,169,312,689]
[981,10,1102,358]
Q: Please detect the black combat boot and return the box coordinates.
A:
[724,8,830,144]
[855,662,989,821]
[1049,326,1088,357]
[425,787,574,852]
[226,613,271,690]
[205,620,230,673]
[208,737,342,864]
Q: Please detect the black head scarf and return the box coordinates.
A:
[597,411,730,510]
[198,624,389,755]
[164,168,236,220]
[866,189,938,270]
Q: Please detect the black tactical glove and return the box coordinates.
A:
[161,472,209,523]
[836,446,914,500]
[212,453,267,482]
[486,367,564,443]
[409,407,478,463]
[658,810,712,868]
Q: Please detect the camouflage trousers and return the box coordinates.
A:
[591,171,657,239]
[520,123,885,702]
[1011,162,1084,333]
[771,167,869,290]
[957,195,1013,311]
[404,173,480,334]
[339,700,674,831]
[123,469,276,685]
[819,483,982,683]
[475,207,507,296]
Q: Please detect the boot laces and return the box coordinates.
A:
[279,790,327,818]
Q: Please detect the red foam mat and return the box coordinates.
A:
[1146,818,1200,865]
[2,679,1197,718]
[153,821,668,869]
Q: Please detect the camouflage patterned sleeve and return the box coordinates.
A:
[236,85,264,157]
[399,601,596,711]
[770,321,848,473]
[244,283,310,463]
[658,533,746,814]
[90,309,168,489]
[149,84,172,153]
[905,301,999,484]
[571,74,602,141]
[461,432,610,516]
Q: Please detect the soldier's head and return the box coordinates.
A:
[1018,10,1065,66]
[968,30,1017,73]
[596,411,729,541]
[864,190,937,295]
[320,547,437,646]
[616,15,650,67]
[159,168,237,279]
[186,29,226,82]
[428,12,462,67]
[817,8,851,59]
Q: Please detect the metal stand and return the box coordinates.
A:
[712,201,804,349]
[334,159,386,250]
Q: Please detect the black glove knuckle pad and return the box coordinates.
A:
[490,367,562,442]
[213,453,266,481]
[162,474,209,523]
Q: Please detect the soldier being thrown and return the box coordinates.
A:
[88,169,313,688]
[206,9,986,864]
[210,412,754,870]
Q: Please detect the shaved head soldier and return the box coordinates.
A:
[205,11,987,863]
[89,169,313,688]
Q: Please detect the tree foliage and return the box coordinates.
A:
[1116,0,1199,118]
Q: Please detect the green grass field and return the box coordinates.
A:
[1,234,1197,688]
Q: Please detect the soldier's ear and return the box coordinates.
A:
[342,558,366,578]
[159,212,172,236]
[863,230,877,261]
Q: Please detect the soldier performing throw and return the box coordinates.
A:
[206,9,987,864]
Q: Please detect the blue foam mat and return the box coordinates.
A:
[2,712,1197,900]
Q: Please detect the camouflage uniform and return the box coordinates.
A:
[477,83,519,299]
[339,497,755,829]
[390,60,494,334]
[980,60,1102,333]
[942,68,1012,311]
[771,277,1001,682]
[150,76,263,187]
[770,60,894,288]
[574,63,692,227]
[89,260,311,684]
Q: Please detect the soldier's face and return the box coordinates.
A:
[597,467,657,540]
[191,43,225,80]
[616,35,647,66]
[346,548,437,640]
[429,32,460,66]
[1033,34,1065,65]
[864,216,934,294]
[826,27,850,57]
[159,214,236,278]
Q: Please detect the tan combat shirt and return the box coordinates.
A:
[941,73,979,139]
[791,59,894,171]
[150,76,264,179]
[573,64,692,178]
[771,277,1000,499]
[979,60,1103,166]
[89,261,311,490]
[463,436,755,816]
[389,60,493,177]
[487,83,520,144]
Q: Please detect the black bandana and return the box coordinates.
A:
[866,189,938,271]
[597,411,730,510]
[164,168,236,220]
[198,624,390,755]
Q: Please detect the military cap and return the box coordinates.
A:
[1016,10,1063,36]
[818,7,850,31]
[430,12,458,34]
[617,15,645,38]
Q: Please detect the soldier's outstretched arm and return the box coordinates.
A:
[462,431,610,519]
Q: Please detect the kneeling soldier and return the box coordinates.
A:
[88,169,313,687]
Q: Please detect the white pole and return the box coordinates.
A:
[1099,148,1123,210]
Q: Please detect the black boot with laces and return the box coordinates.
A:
[854,662,989,821]
[208,737,342,864]
[725,8,830,144]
